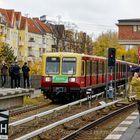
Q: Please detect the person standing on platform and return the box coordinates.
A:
[128,72,140,126]
[9,63,14,88]
[22,62,30,88]
[1,60,8,88]
[13,61,20,88]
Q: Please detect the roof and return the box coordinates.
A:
[20,16,27,30]
[6,9,16,27]
[15,12,21,21]
[33,18,52,33]
[0,8,10,26]
[117,19,140,26]
[27,18,41,34]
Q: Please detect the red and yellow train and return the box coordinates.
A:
[41,52,138,101]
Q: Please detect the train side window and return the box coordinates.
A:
[123,64,126,72]
[98,62,102,74]
[86,61,90,76]
[81,61,85,76]
[116,63,118,72]
[104,61,106,74]
[92,61,97,75]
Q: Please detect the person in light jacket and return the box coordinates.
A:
[128,72,140,127]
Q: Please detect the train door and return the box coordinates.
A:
[92,61,97,85]
[85,60,91,87]
[116,62,118,80]
[90,61,92,86]
[102,62,105,83]
[98,62,103,84]
[96,61,98,84]
[81,60,85,87]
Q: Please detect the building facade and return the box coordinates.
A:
[117,19,140,48]
[0,8,55,65]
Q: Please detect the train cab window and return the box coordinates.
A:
[46,57,60,74]
[81,61,85,76]
[62,57,76,74]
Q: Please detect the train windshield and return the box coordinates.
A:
[62,58,76,74]
[46,57,60,74]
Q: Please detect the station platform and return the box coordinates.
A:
[0,88,34,109]
[105,111,140,140]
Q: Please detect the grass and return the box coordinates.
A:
[23,94,48,105]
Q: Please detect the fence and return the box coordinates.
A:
[0,75,41,89]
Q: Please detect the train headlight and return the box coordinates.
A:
[45,77,51,82]
[69,77,76,82]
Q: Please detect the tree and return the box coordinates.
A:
[0,42,16,64]
[93,31,126,60]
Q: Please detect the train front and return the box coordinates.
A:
[41,53,81,101]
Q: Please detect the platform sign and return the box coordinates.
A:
[52,76,68,83]
[0,110,9,140]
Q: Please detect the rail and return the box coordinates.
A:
[9,92,104,127]
[15,99,121,140]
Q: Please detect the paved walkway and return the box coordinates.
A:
[105,111,140,140]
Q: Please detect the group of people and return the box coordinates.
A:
[1,61,30,88]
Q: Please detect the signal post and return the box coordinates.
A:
[106,48,116,101]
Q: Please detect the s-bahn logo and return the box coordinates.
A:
[53,76,68,83]
[0,110,9,140]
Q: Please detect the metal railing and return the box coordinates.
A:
[9,92,104,127]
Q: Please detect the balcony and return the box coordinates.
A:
[18,56,24,61]
[39,43,46,48]
[19,41,25,46]
[27,56,33,62]
[28,51,35,57]
[28,41,36,47]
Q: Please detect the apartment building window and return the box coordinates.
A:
[133,25,140,32]
[19,36,21,41]
[133,25,137,32]
[138,26,140,31]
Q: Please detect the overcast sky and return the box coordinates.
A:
[0,0,140,39]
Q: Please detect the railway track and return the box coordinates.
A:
[10,103,53,117]
[62,103,136,140]
[9,93,105,139]
[10,98,134,140]
[9,85,129,139]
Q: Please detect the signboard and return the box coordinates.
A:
[52,76,68,83]
[0,110,9,140]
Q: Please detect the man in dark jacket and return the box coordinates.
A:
[22,62,30,88]
[13,61,20,88]
[9,63,14,88]
[1,60,8,88]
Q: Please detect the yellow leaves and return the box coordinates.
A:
[29,60,42,75]
[93,31,138,63]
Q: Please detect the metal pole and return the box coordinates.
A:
[125,62,128,98]
[114,61,116,100]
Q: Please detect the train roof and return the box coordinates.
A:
[43,52,138,66]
